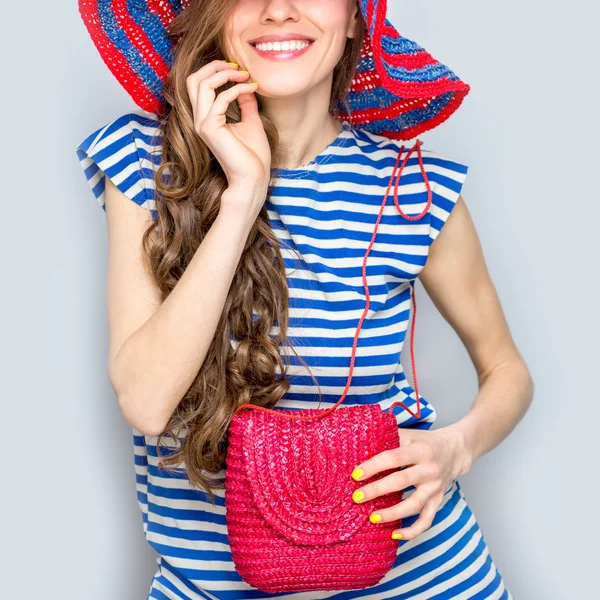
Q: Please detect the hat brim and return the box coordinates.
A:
[336,0,470,139]
[78,0,470,138]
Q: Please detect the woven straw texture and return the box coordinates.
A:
[223,139,429,592]
[224,403,404,593]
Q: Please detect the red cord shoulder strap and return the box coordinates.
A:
[235,139,429,422]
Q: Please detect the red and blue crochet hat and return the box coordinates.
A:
[77,0,470,140]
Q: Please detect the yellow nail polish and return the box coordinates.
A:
[351,468,364,480]
[226,61,238,66]
[391,532,403,540]
[248,82,258,86]
[239,69,249,74]
[352,489,365,503]
[369,513,382,523]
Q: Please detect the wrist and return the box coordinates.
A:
[214,206,254,239]
[219,183,269,229]
[225,180,269,195]
[218,193,257,229]
[446,422,475,478]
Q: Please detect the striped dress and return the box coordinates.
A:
[75,109,513,600]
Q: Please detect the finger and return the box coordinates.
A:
[208,82,259,125]
[390,493,443,541]
[195,69,251,125]
[352,464,429,505]
[367,482,434,523]
[186,60,237,117]
[351,444,424,483]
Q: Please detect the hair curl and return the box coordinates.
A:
[140,0,366,504]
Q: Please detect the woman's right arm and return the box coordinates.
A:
[103,59,270,436]
[105,177,263,436]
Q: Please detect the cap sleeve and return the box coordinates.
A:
[74,110,163,220]
[421,149,469,245]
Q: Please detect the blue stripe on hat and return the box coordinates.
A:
[97,1,166,104]
[346,86,455,135]
[126,0,176,70]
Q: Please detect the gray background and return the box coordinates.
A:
[2,0,597,598]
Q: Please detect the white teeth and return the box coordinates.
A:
[253,40,312,52]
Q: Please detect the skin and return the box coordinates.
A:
[351,197,534,540]
[223,0,534,540]
[104,0,535,542]
[222,0,361,169]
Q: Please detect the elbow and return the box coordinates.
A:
[526,368,535,406]
[518,355,535,397]
[117,392,170,437]
[515,359,535,411]
[109,362,170,437]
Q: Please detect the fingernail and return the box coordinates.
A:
[239,69,249,74]
[351,468,364,480]
[391,532,403,540]
[248,82,258,86]
[369,513,382,523]
[352,489,365,503]
[226,61,238,66]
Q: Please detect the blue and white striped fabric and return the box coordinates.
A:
[75,110,512,600]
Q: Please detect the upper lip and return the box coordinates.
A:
[249,34,315,45]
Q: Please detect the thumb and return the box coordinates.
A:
[237,89,262,125]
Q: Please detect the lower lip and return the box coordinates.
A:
[249,41,314,61]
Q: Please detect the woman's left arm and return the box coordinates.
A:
[349,194,535,540]
[418,193,535,474]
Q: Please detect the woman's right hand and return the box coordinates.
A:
[186,60,271,196]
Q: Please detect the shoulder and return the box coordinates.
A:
[350,126,469,244]
[416,144,469,244]
[75,109,164,216]
[350,126,468,182]
[76,108,164,164]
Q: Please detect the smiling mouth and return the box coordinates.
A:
[249,40,315,49]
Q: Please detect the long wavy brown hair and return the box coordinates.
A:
[141,0,366,504]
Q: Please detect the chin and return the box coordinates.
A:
[248,77,313,98]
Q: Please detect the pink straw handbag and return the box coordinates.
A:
[224,141,431,593]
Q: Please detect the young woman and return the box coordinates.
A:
[75,0,533,597]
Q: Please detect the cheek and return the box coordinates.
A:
[224,7,254,53]
[221,27,242,62]
[308,0,351,29]
[227,0,254,34]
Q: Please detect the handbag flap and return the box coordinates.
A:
[241,404,400,545]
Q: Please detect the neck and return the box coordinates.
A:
[271,115,343,170]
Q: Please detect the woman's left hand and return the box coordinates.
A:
[349,425,473,541]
